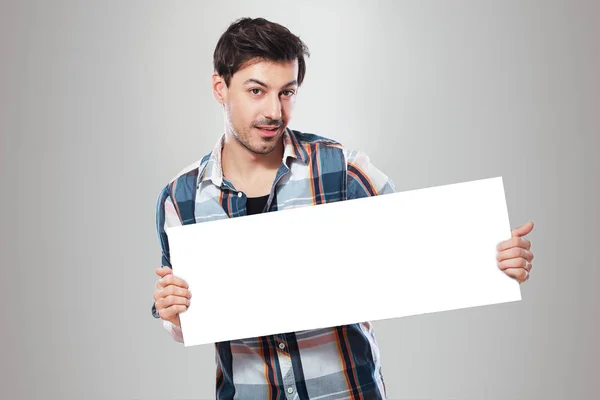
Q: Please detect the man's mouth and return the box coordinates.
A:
[254,125,282,137]
[255,126,280,131]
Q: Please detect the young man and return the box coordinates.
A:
[151,17,536,400]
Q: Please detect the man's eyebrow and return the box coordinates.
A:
[243,78,268,87]
[243,79,298,88]
[283,79,298,88]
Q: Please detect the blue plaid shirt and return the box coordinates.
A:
[154,128,396,399]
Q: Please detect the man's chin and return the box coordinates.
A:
[240,138,280,156]
[254,143,280,155]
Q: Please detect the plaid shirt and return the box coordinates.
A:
[154,128,396,400]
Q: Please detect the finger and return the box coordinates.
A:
[503,267,529,283]
[511,221,534,237]
[158,304,188,320]
[155,267,173,290]
[158,273,189,291]
[158,294,191,309]
[498,257,531,272]
[497,247,534,263]
[158,285,192,299]
[497,236,531,252]
[156,266,173,277]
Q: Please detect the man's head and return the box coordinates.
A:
[211,17,310,155]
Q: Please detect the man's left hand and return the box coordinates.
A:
[496,221,535,284]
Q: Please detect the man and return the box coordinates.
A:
[152,17,536,400]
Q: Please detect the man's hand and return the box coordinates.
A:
[497,221,535,284]
[153,266,192,327]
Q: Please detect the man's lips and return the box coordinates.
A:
[254,125,282,137]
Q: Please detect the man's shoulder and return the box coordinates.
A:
[289,129,369,162]
[156,151,212,208]
[166,151,212,185]
[289,129,396,196]
[288,128,360,160]
[288,129,346,149]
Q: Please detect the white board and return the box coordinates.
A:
[166,176,521,347]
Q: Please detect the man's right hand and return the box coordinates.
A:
[153,266,191,327]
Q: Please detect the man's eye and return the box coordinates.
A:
[250,88,262,95]
[282,90,295,96]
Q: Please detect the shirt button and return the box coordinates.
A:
[287,387,294,394]
[238,192,243,198]
[279,343,285,350]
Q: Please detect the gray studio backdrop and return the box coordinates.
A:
[1,1,598,399]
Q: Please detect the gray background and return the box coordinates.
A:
[1,0,598,399]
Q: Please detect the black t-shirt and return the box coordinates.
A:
[246,194,270,215]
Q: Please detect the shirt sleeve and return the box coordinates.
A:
[163,320,184,343]
[154,185,185,343]
[344,149,396,199]
[155,186,184,271]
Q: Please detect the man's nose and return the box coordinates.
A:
[263,94,282,121]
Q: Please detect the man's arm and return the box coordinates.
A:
[154,187,186,343]
[344,149,396,199]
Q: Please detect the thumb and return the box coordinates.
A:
[512,221,534,237]
[155,266,173,277]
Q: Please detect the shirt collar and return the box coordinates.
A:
[198,127,309,188]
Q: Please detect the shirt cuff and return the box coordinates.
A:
[162,320,184,343]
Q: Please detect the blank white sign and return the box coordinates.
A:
[166,176,521,347]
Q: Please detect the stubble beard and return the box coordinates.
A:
[226,113,282,156]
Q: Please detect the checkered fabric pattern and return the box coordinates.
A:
[154,128,396,399]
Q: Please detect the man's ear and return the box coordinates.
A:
[212,73,227,104]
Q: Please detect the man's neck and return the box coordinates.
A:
[221,132,283,196]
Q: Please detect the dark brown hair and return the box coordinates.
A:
[213,17,310,87]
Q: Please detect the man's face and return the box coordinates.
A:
[216,58,299,155]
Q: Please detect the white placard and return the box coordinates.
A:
[167,176,521,347]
